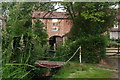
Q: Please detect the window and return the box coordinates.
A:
[114,22,118,28]
[39,19,43,22]
[52,19,58,23]
[52,27,59,31]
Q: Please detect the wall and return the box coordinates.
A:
[41,19,72,38]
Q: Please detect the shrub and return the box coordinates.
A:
[54,42,71,61]
[74,35,107,63]
[50,35,107,64]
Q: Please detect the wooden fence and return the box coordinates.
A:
[106,47,120,56]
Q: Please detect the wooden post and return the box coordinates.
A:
[79,46,81,63]
[54,43,56,51]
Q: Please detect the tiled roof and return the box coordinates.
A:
[32,11,69,19]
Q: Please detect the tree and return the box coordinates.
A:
[60,2,118,63]
[61,2,117,37]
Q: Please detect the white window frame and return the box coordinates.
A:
[114,22,118,28]
[52,19,58,23]
[52,26,59,31]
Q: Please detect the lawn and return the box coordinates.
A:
[52,62,117,78]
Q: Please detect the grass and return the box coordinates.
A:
[52,62,116,78]
[95,64,116,70]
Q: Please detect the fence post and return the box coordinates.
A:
[118,42,119,54]
[79,46,81,63]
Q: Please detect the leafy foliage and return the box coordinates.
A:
[61,2,117,37]
[78,35,107,63]
[2,2,53,79]
[60,2,117,63]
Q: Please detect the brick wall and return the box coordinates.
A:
[41,19,72,38]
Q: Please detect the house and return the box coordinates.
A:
[109,9,120,40]
[32,10,119,49]
[32,11,72,49]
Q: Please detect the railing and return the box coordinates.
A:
[106,47,120,56]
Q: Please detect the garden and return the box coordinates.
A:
[1,2,119,79]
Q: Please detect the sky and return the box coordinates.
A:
[54,3,66,12]
[54,2,119,12]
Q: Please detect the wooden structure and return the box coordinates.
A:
[34,60,66,68]
[34,46,82,68]
[106,47,120,56]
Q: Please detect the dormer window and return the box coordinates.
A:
[114,21,118,28]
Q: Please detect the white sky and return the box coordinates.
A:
[54,2,119,12]
[54,3,66,12]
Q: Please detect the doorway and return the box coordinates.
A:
[49,36,63,50]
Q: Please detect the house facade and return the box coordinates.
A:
[110,14,120,40]
[32,11,72,49]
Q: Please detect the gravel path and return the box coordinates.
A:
[98,55,120,78]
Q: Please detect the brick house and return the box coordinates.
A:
[32,11,72,49]
[32,10,120,49]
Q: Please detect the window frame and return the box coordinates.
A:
[114,21,118,28]
[52,26,59,31]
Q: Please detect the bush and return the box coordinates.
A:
[54,42,72,61]
[66,35,107,63]
[50,35,107,64]
[30,44,51,63]
[74,35,107,63]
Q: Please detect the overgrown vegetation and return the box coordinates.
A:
[60,2,118,63]
[1,2,119,79]
[74,35,107,63]
[2,2,53,79]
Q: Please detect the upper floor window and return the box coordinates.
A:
[114,21,118,28]
[52,19,58,23]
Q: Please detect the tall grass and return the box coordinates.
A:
[2,27,50,79]
[1,2,50,79]
[2,33,37,79]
